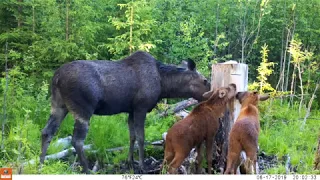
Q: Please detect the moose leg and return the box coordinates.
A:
[127,112,135,168]
[133,110,147,173]
[40,107,68,164]
[71,119,90,174]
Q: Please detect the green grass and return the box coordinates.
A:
[1,76,319,174]
[259,99,320,174]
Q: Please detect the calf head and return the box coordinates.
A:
[236,91,270,106]
[203,83,237,102]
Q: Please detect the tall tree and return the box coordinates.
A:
[106,0,156,59]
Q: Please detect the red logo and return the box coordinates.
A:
[0,168,12,180]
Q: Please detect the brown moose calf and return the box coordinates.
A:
[162,83,237,174]
[224,91,269,174]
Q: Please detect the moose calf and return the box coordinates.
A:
[162,83,237,174]
[224,91,269,174]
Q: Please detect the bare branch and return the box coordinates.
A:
[159,98,198,118]
[302,81,319,129]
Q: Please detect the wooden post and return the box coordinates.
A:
[210,61,248,173]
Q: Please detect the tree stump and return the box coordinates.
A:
[210,61,248,173]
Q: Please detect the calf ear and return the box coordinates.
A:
[236,92,246,103]
[187,59,196,71]
[227,85,237,100]
[259,94,270,101]
[203,90,214,99]
[228,83,237,91]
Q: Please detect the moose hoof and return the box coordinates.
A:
[125,160,137,170]
[136,166,147,174]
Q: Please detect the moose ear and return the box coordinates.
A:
[203,90,214,99]
[187,59,196,71]
[259,94,270,101]
[181,60,188,68]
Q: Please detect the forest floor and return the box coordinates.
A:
[54,144,284,174]
[2,99,320,174]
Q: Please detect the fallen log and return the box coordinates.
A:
[159,98,198,117]
[174,110,190,121]
[25,138,165,166]
[53,136,72,150]
[285,154,291,174]
[45,144,93,161]
[92,160,99,173]
[106,140,163,152]
[24,144,93,165]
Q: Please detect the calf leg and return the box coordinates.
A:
[127,112,135,167]
[71,119,90,174]
[206,136,214,174]
[161,151,174,173]
[245,149,258,174]
[195,144,204,174]
[225,152,241,174]
[242,141,258,174]
[168,154,185,174]
[225,141,242,174]
[133,110,147,172]
[40,107,68,164]
[161,138,174,173]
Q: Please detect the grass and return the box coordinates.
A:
[259,99,320,174]
[0,75,319,174]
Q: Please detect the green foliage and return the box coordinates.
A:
[0,0,320,175]
[24,160,74,174]
[106,0,156,58]
[249,44,276,93]
[289,39,313,65]
[86,115,129,152]
[145,111,176,142]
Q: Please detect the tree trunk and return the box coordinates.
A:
[129,5,134,54]
[276,0,287,103]
[297,63,304,114]
[65,0,69,41]
[17,0,23,28]
[210,61,248,173]
[289,64,296,107]
[285,7,296,92]
[32,0,35,33]
[302,80,319,129]
[281,29,290,93]
[213,2,219,59]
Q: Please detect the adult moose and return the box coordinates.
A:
[40,51,211,173]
